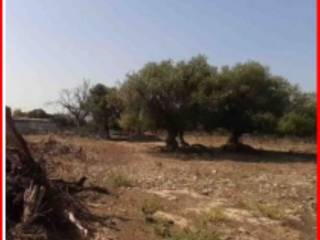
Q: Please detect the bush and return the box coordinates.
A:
[141,198,163,216]
[278,112,315,137]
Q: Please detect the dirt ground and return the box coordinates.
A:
[25,134,316,240]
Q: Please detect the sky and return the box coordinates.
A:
[6,0,316,113]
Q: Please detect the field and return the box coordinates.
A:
[25,133,316,240]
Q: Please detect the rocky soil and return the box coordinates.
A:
[26,134,316,240]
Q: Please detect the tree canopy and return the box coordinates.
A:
[202,62,292,145]
[87,83,122,138]
[119,57,314,149]
[120,55,217,149]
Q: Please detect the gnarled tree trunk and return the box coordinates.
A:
[178,130,189,147]
[228,131,241,146]
[165,129,178,151]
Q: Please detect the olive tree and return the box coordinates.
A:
[121,55,217,150]
[205,62,291,147]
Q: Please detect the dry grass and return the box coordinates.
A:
[106,171,135,188]
[200,207,230,223]
[24,133,316,240]
[141,198,163,216]
[153,219,172,238]
[256,203,285,220]
[237,199,285,220]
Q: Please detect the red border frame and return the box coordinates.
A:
[316,0,319,236]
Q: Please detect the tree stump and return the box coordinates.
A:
[6,107,88,239]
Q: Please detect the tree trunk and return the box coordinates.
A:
[75,117,81,129]
[105,124,110,139]
[137,125,143,136]
[228,131,241,145]
[178,131,189,147]
[165,129,178,151]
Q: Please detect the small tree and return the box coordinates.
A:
[87,84,122,138]
[55,80,91,128]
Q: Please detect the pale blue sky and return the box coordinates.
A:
[6,0,316,112]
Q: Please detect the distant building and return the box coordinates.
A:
[14,117,58,134]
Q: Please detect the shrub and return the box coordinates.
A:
[200,208,229,224]
[278,112,315,137]
[107,172,134,188]
[141,198,163,216]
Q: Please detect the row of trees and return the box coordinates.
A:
[16,56,315,150]
[119,56,315,149]
[13,108,51,119]
[13,108,76,128]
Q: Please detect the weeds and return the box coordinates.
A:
[141,198,163,216]
[200,207,229,224]
[107,172,134,188]
[256,203,284,220]
[237,199,284,220]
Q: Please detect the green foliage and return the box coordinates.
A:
[119,110,155,133]
[23,56,312,142]
[202,61,291,144]
[120,55,217,148]
[119,57,313,146]
[119,111,140,131]
[252,112,278,134]
[141,198,163,216]
[87,83,123,137]
[279,112,315,137]
[278,92,316,137]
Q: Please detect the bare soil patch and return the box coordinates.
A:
[25,134,316,240]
